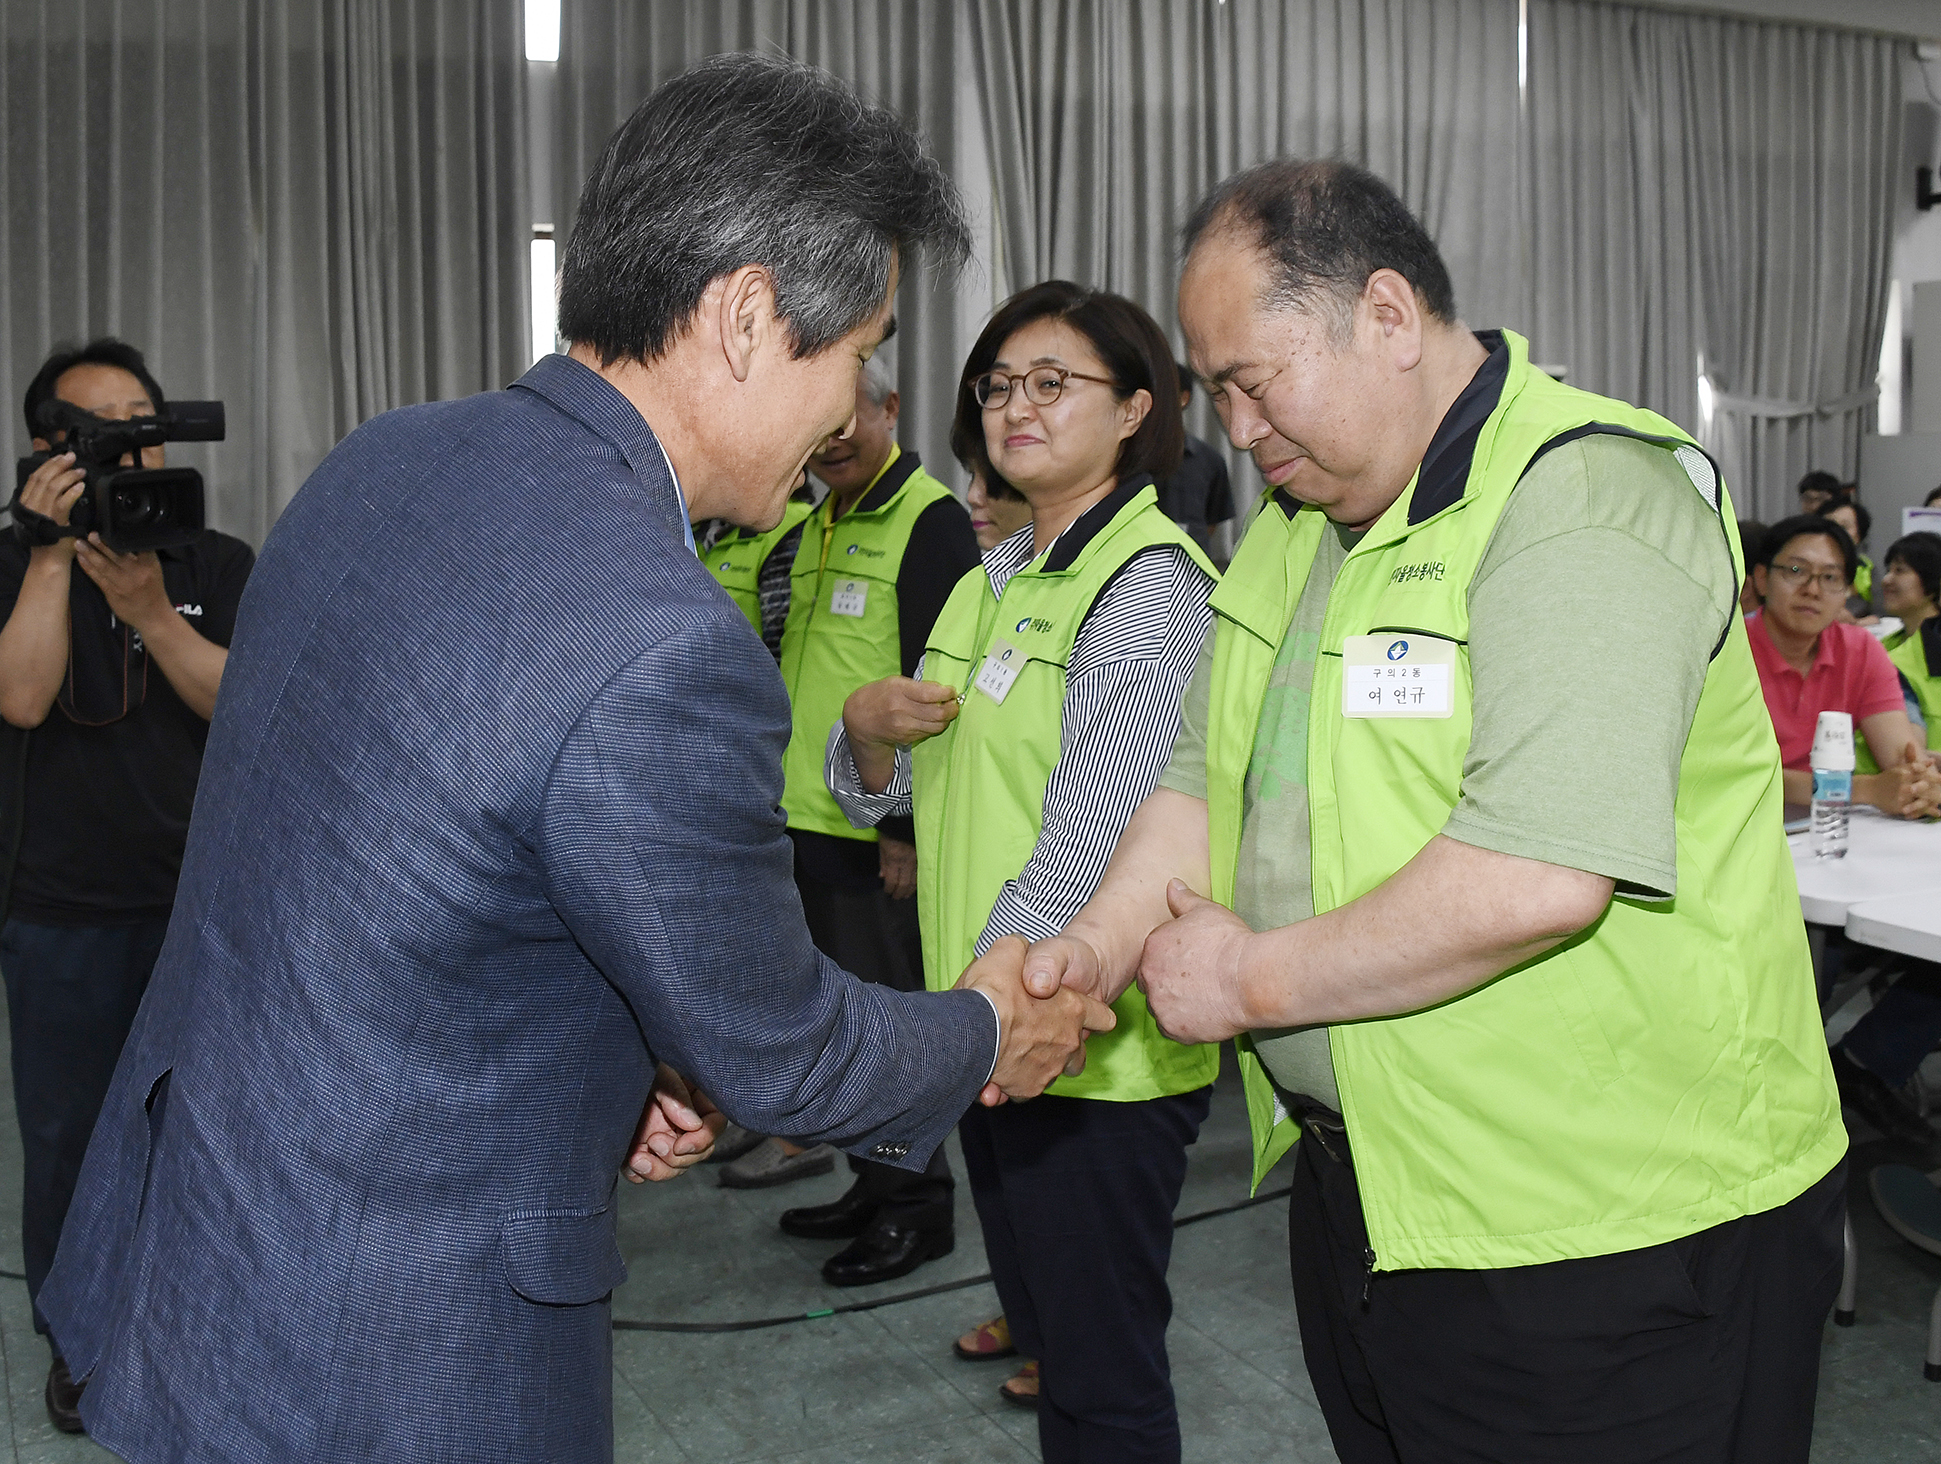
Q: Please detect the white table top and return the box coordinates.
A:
[1845,892,1941,964]
[1789,807,1941,926]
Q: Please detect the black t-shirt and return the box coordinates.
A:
[1158,435,1236,544]
[0,529,255,924]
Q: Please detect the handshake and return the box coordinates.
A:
[955,935,1119,1106]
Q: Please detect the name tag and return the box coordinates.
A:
[973,637,1026,704]
[829,579,868,617]
[1342,633,1455,718]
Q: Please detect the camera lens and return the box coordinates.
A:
[112,487,157,529]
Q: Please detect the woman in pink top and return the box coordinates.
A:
[1744,514,1940,819]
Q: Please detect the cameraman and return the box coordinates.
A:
[0,339,252,1434]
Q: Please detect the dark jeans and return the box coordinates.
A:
[1288,1118,1846,1464]
[1841,958,1941,1089]
[1,917,167,1342]
[959,1087,1211,1464]
[794,864,950,1221]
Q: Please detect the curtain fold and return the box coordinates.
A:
[964,0,1523,494]
[1526,1,1902,517]
[1,1,528,544]
[552,0,972,488]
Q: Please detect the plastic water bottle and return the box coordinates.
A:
[1810,710,1854,860]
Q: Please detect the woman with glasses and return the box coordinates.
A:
[1744,514,1939,819]
[827,281,1217,1462]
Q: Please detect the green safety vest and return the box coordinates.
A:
[913,485,1220,1102]
[1208,329,1845,1271]
[702,497,814,633]
[779,446,956,841]
[1883,626,1941,755]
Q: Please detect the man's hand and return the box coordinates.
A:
[843,676,959,792]
[1136,880,1259,1044]
[1020,933,1112,1002]
[623,1064,726,1183]
[879,836,918,900]
[73,535,175,633]
[1864,741,1941,820]
[957,935,1116,1106]
[17,451,84,535]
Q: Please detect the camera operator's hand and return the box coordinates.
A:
[74,535,174,634]
[71,533,229,723]
[18,451,84,545]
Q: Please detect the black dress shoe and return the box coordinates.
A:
[780,1180,878,1240]
[821,1217,954,1287]
[45,1355,85,1435]
[1832,1048,1940,1156]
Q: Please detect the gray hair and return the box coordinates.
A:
[859,358,896,408]
[558,53,969,366]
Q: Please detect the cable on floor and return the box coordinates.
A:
[611,1184,1294,1335]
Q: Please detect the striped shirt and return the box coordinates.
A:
[826,514,1214,959]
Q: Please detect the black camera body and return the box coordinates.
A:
[11,398,224,554]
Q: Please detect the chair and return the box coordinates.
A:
[1866,1165,1941,1381]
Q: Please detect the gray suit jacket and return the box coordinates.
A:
[40,355,995,1463]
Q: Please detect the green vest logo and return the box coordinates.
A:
[1389,561,1446,584]
[1013,616,1054,635]
[846,543,887,559]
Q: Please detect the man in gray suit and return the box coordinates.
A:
[39,55,1113,1463]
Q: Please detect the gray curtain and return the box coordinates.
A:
[1526,1,1902,518]
[965,0,1522,504]
[553,0,972,489]
[1,0,529,545]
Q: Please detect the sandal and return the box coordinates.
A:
[952,1313,1016,1362]
[998,1359,1040,1409]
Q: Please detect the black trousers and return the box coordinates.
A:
[959,1087,1211,1464]
[1,917,168,1343]
[794,865,951,1219]
[1288,1119,1847,1464]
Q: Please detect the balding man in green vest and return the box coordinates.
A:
[1020,160,1846,1463]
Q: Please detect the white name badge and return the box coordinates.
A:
[974,637,1026,704]
[1341,633,1456,718]
[829,579,868,618]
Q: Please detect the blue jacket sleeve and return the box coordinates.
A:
[536,615,993,1168]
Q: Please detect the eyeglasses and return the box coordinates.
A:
[1770,562,1847,594]
[971,366,1118,410]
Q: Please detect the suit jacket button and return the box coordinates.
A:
[870,1142,909,1160]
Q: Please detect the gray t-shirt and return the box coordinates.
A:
[1160,435,1738,1108]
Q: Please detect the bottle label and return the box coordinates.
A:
[1812,769,1852,802]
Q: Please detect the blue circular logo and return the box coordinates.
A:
[1015,617,1031,633]
[846,544,859,556]
[1386,639,1408,661]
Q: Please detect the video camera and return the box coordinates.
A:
[10,397,224,553]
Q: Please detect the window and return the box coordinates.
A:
[531,231,556,366]
[524,0,559,62]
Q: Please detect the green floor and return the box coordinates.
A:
[0,1050,1936,1462]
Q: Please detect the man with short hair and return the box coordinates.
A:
[40,56,1110,1463]
[1158,360,1235,561]
[1025,159,1847,1462]
[0,337,253,1434]
[728,359,981,1289]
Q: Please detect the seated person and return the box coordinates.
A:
[1819,497,1875,618]
[1744,515,1939,819]
[1796,469,1844,516]
[1735,518,1765,615]
[1157,362,1235,561]
[1874,531,1941,750]
[1928,485,1941,509]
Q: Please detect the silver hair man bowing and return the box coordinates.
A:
[40,55,1112,1464]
